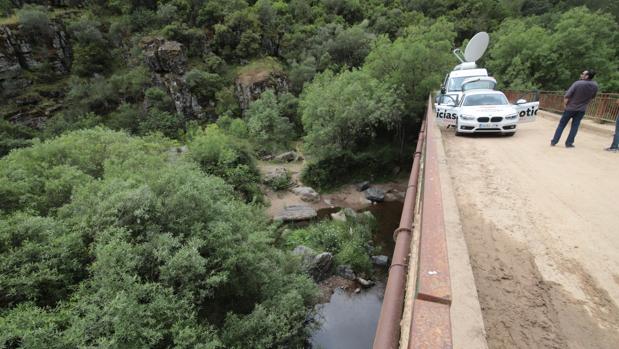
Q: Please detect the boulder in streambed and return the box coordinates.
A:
[292,186,319,202]
[364,187,385,202]
[336,264,356,280]
[371,255,389,267]
[274,204,317,222]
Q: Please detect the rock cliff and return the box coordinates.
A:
[140,37,204,120]
[235,69,289,111]
[0,22,71,98]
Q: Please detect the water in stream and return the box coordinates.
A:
[310,201,403,349]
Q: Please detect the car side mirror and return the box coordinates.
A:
[516,99,527,104]
[440,86,446,94]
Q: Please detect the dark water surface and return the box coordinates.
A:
[311,201,403,349]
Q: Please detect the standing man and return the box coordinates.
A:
[551,69,598,147]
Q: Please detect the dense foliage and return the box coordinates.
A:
[0,128,317,347]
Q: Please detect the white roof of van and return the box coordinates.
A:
[448,68,488,78]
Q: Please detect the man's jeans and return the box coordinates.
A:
[552,110,586,146]
[610,116,619,149]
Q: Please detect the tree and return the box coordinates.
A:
[299,69,402,160]
[245,90,295,154]
[364,17,455,118]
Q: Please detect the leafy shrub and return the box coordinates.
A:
[245,90,295,154]
[300,69,402,160]
[16,5,51,38]
[301,146,403,190]
[187,124,262,202]
[138,108,180,138]
[265,169,291,191]
[0,119,35,157]
[285,212,376,273]
[185,68,223,103]
[72,41,112,77]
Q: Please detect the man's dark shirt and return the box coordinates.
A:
[565,80,598,112]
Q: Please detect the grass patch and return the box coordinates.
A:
[235,57,284,85]
[0,15,18,26]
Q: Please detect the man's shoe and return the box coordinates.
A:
[550,141,557,146]
[565,144,575,148]
[605,147,618,152]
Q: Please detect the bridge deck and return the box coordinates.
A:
[440,112,619,348]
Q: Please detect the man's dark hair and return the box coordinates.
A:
[585,69,596,80]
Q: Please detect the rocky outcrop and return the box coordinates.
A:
[274,204,317,222]
[364,187,385,202]
[291,186,319,202]
[140,37,204,120]
[0,22,71,98]
[371,255,389,267]
[292,246,334,282]
[235,69,289,111]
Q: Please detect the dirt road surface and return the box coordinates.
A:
[441,114,619,348]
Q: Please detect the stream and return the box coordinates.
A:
[310,201,403,349]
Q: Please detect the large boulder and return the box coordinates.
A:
[336,264,356,280]
[274,151,299,162]
[142,38,187,74]
[364,187,385,202]
[274,204,317,222]
[308,252,333,282]
[371,255,389,267]
[292,246,333,282]
[235,69,289,111]
[292,186,319,202]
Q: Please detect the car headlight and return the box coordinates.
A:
[505,114,518,120]
[460,114,475,121]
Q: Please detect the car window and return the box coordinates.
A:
[462,80,496,91]
[462,94,508,106]
[447,75,485,91]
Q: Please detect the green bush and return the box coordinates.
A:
[0,119,36,157]
[300,69,402,160]
[16,5,51,38]
[285,213,376,273]
[265,169,291,191]
[245,90,295,154]
[300,146,403,190]
[187,124,262,202]
[72,42,112,77]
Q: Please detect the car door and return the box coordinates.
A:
[435,95,458,126]
[514,101,539,123]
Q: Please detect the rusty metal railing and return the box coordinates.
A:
[373,96,453,349]
[505,90,619,123]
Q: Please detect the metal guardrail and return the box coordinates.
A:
[373,97,453,349]
[505,90,619,123]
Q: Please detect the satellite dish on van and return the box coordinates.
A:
[463,32,489,62]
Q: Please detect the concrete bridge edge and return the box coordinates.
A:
[433,119,489,349]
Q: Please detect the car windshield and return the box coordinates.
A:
[462,80,496,91]
[447,76,485,91]
[463,94,508,106]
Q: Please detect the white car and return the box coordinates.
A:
[435,89,538,136]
